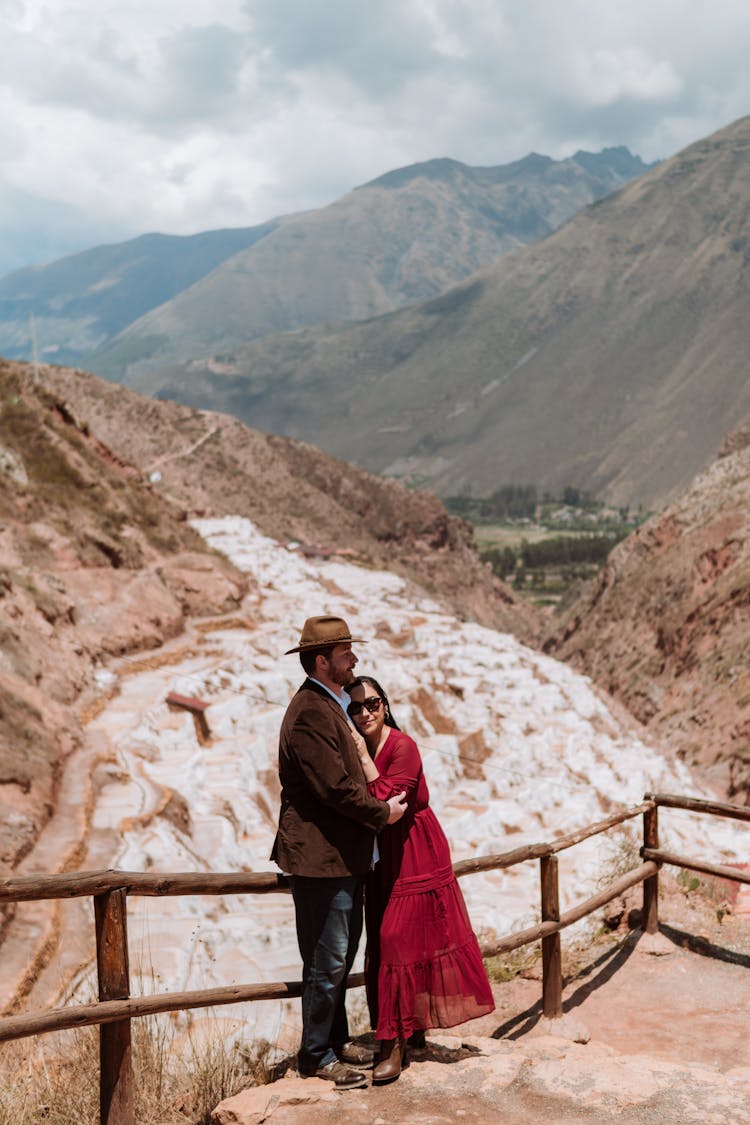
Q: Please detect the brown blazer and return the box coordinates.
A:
[271,679,390,877]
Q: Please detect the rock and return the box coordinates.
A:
[401,1043,526,1094]
[534,1014,591,1043]
[525,1047,750,1118]
[637,930,678,956]
[159,552,248,615]
[0,360,253,883]
[460,1035,515,1055]
[422,1033,464,1050]
[63,568,185,655]
[211,1075,337,1123]
[521,1036,571,1060]
[0,442,28,486]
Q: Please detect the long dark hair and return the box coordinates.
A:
[348,675,401,731]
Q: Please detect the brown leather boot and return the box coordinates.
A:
[372,1037,407,1084]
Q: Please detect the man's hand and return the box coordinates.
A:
[386,792,407,824]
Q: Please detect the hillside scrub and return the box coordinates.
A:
[0,1017,276,1125]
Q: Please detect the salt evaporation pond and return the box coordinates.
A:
[79,516,746,1050]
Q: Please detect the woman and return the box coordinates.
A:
[348,675,494,1084]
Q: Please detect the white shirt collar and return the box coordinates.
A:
[309,677,351,714]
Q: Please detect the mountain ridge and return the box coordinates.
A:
[0,225,278,365]
[82,145,650,375]
[110,115,750,512]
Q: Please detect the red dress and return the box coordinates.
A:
[365,728,495,1040]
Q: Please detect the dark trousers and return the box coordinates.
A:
[290,874,364,1073]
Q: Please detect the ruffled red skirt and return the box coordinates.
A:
[365,807,494,1040]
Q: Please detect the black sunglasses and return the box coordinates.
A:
[348,696,383,717]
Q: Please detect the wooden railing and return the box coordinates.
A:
[0,791,748,1123]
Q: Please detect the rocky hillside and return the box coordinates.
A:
[130,116,750,512]
[38,362,538,641]
[0,358,536,870]
[0,360,248,870]
[545,427,750,801]
[86,147,649,379]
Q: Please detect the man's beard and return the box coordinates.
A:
[331,666,354,687]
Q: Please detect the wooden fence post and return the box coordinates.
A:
[540,855,562,1018]
[642,805,659,934]
[95,888,134,1125]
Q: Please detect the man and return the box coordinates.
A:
[271,615,406,1090]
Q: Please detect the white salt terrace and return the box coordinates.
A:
[70,515,748,1047]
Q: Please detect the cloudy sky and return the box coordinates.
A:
[1,0,749,274]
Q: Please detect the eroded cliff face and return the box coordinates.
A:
[0,362,248,867]
[546,428,750,800]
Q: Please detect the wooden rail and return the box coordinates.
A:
[645,791,750,823]
[0,869,288,903]
[0,792,746,1124]
[643,848,750,886]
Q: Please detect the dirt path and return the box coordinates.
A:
[143,418,219,473]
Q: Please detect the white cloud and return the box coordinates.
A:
[1,0,750,272]
[569,47,682,107]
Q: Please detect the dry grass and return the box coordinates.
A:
[0,1015,277,1125]
[483,943,541,984]
[595,825,642,890]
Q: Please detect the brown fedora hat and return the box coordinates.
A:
[284,615,366,655]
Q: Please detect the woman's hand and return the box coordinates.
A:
[351,725,379,782]
[351,727,369,761]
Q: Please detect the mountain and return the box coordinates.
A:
[0,356,538,869]
[113,116,750,512]
[544,424,750,801]
[0,225,277,365]
[85,147,650,377]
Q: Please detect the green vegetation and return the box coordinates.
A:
[678,870,701,894]
[447,483,540,522]
[446,483,639,530]
[445,483,645,606]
